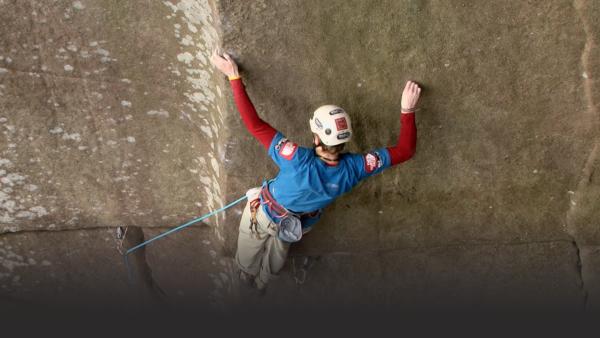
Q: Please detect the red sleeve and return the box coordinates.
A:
[230,79,277,149]
[386,112,417,165]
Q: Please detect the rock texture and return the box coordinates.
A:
[0,0,598,310]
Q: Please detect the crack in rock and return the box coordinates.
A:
[121,226,168,307]
[570,240,589,309]
[565,0,599,310]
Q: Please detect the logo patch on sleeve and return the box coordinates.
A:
[364,152,383,173]
[279,141,298,160]
[335,117,348,131]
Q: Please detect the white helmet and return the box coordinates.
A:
[309,105,353,146]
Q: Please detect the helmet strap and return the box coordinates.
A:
[313,143,340,164]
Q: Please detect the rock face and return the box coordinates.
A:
[0,0,599,310]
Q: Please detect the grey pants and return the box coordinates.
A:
[235,199,290,287]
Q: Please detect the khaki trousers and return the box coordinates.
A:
[235,199,290,286]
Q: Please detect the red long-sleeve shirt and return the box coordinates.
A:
[387,112,416,165]
[229,78,416,165]
[230,79,277,149]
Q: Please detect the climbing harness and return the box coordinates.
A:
[123,194,248,284]
[248,198,264,239]
[259,182,303,243]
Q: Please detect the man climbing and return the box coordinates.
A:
[210,50,420,293]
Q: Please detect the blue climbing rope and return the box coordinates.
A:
[123,194,248,283]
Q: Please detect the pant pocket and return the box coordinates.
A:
[256,207,278,237]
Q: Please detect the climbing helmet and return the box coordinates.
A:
[309,105,353,146]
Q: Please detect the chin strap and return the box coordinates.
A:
[313,144,340,163]
[317,154,339,163]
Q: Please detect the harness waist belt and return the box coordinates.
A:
[259,184,318,220]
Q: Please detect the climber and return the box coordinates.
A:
[210,49,420,293]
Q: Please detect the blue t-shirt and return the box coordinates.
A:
[261,132,391,228]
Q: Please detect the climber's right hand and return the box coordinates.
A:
[210,49,240,79]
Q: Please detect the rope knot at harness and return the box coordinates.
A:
[249,198,265,239]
